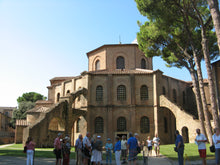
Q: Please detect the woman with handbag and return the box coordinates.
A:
[213,128,220,165]
[25,137,36,165]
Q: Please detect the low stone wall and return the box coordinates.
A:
[0,132,14,144]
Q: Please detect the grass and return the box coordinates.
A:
[0,143,216,161]
[160,143,215,160]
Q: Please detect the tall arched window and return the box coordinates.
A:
[162,86,166,95]
[95,60,100,70]
[95,117,104,133]
[96,85,103,101]
[140,116,150,133]
[164,117,168,133]
[117,85,126,101]
[57,93,60,102]
[173,89,177,103]
[182,91,186,105]
[116,56,125,69]
[141,59,146,69]
[140,85,148,100]
[76,118,80,133]
[117,117,126,131]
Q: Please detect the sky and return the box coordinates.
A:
[0,0,214,107]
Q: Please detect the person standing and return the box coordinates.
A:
[127,133,137,165]
[213,128,220,165]
[175,130,184,165]
[114,136,121,165]
[62,137,71,165]
[91,135,103,165]
[25,137,36,165]
[75,134,83,165]
[121,135,127,164]
[83,132,91,165]
[195,128,207,165]
[146,136,153,156]
[105,138,113,165]
[153,134,160,157]
[54,133,63,165]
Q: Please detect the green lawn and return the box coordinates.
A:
[0,143,216,161]
[160,143,215,160]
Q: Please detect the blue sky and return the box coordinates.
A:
[0,0,211,107]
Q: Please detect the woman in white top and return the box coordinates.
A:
[146,136,153,156]
[213,128,220,165]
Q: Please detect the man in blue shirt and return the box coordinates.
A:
[114,136,121,165]
[127,132,138,165]
[75,134,83,165]
[175,130,184,165]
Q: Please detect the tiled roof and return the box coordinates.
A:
[50,77,75,81]
[88,69,154,75]
[16,120,29,126]
[35,100,53,104]
[27,106,50,113]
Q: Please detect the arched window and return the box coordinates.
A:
[140,85,148,100]
[117,117,126,131]
[117,85,126,101]
[96,85,103,101]
[141,59,146,69]
[95,117,104,133]
[164,117,168,133]
[162,86,166,95]
[76,118,80,133]
[173,89,177,103]
[116,56,125,69]
[66,90,70,95]
[57,93,60,102]
[182,91,185,105]
[95,60,100,70]
[140,116,150,133]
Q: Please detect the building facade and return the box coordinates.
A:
[17,44,207,147]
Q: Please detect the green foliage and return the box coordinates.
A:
[135,0,218,71]
[11,92,46,128]
[17,92,46,103]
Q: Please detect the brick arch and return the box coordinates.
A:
[159,95,200,143]
[92,56,101,71]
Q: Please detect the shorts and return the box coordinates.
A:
[199,149,206,158]
[121,149,127,158]
[154,145,160,150]
[55,149,62,159]
[148,146,152,151]
[128,148,137,161]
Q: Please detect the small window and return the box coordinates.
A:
[76,118,80,133]
[95,60,100,70]
[141,59,146,69]
[95,117,104,133]
[164,117,168,133]
[140,85,148,100]
[162,86,166,95]
[57,93,60,102]
[140,116,150,133]
[96,86,103,101]
[116,56,125,69]
[173,89,177,103]
[117,117,126,131]
[117,85,126,101]
[183,91,185,105]
[66,90,70,95]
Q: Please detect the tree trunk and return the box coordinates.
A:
[193,50,213,144]
[189,67,206,135]
[201,29,220,128]
[207,0,220,52]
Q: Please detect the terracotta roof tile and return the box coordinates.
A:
[27,106,50,113]
[88,69,154,75]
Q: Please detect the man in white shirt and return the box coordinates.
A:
[121,135,127,164]
[153,134,160,157]
[195,128,207,165]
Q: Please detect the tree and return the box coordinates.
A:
[207,0,220,52]
[11,92,46,127]
[135,0,219,142]
[17,92,46,103]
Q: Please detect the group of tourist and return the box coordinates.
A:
[23,127,220,165]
